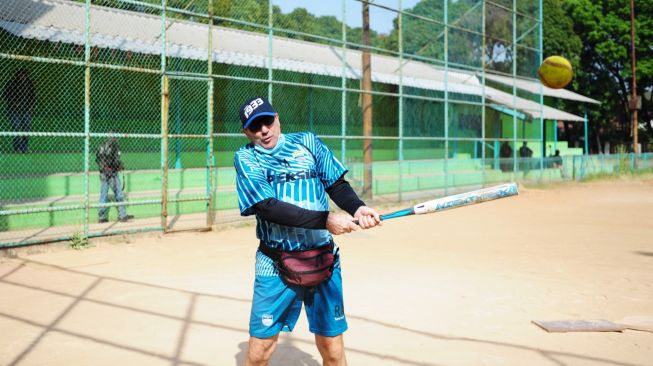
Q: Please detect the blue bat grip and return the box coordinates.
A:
[379,208,415,221]
[354,207,414,226]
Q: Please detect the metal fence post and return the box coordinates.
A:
[83,0,91,238]
[267,0,273,102]
[398,0,404,201]
[206,0,214,228]
[645,153,649,169]
[340,0,347,165]
[482,0,488,186]
[160,0,169,233]
[630,152,635,171]
[443,0,449,194]
[161,76,169,232]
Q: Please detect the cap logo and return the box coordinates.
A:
[243,98,264,119]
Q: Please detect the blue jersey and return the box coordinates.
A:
[234,132,347,253]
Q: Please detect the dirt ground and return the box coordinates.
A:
[1,178,652,366]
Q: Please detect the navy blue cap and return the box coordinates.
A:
[239,96,276,129]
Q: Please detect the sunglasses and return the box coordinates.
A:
[246,116,275,132]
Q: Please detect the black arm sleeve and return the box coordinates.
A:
[253,198,329,229]
[325,175,366,216]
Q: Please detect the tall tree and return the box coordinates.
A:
[383,0,482,65]
[541,0,583,146]
[566,0,653,150]
[543,0,582,71]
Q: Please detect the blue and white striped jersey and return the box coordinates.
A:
[235,132,346,253]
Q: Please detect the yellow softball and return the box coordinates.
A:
[538,56,573,89]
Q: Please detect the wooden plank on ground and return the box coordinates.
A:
[532,319,627,333]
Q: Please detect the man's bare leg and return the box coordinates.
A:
[245,334,279,366]
[315,334,347,366]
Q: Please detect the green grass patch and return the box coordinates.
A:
[581,168,653,182]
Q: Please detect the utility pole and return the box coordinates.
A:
[362,0,373,198]
[630,0,639,154]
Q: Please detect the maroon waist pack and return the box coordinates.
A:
[259,242,337,287]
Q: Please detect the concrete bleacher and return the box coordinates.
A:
[0,167,239,231]
[2,149,572,232]
[348,153,566,196]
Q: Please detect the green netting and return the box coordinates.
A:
[5,0,630,248]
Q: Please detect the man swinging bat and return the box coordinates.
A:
[234,96,382,366]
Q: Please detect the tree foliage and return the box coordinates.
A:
[383,0,485,67]
[566,0,653,150]
[205,0,652,150]
[208,0,385,49]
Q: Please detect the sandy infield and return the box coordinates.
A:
[1,178,652,366]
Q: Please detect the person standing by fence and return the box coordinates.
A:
[500,141,512,172]
[3,68,35,153]
[96,136,133,223]
[519,141,533,175]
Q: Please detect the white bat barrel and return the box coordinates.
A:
[413,183,518,215]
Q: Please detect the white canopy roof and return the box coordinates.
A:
[483,72,600,104]
[0,0,589,121]
[484,88,584,121]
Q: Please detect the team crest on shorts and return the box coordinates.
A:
[262,314,273,326]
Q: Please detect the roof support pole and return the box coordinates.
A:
[538,0,544,173]
[542,119,546,157]
[553,120,558,153]
[584,110,588,155]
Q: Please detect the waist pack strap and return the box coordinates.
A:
[258,241,280,261]
[258,241,335,259]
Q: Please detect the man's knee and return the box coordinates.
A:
[321,349,345,365]
[246,335,278,366]
[315,335,346,365]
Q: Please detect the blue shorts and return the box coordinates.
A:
[249,267,348,338]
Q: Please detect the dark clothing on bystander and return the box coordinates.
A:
[3,69,35,153]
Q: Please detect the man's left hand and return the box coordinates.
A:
[354,206,382,229]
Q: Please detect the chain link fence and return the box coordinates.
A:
[1,0,647,248]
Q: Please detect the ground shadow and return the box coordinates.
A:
[235,339,320,366]
[0,258,648,366]
[634,251,653,257]
[347,314,646,366]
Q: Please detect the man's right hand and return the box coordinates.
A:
[326,212,359,235]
